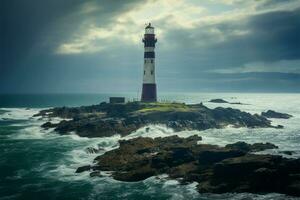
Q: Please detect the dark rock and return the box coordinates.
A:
[113,166,156,182]
[225,141,278,152]
[84,136,300,197]
[41,122,57,129]
[276,125,284,129]
[261,110,293,119]
[75,165,91,173]
[229,102,249,105]
[286,182,300,196]
[209,99,229,103]
[280,151,295,155]
[209,99,249,105]
[90,171,102,177]
[197,149,245,165]
[197,154,296,195]
[85,147,104,154]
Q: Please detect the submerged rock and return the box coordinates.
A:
[85,147,104,154]
[276,125,284,129]
[41,121,57,129]
[90,171,102,177]
[75,165,91,173]
[78,135,300,197]
[261,110,293,119]
[280,150,295,155]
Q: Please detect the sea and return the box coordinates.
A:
[0,93,300,200]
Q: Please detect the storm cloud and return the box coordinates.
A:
[1,0,300,93]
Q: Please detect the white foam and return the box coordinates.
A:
[124,124,176,139]
[0,108,41,120]
[44,134,121,182]
[11,125,57,140]
[2,107,74,140]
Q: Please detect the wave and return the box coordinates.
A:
[0,108,41,120]
[124,124,176,139]
[43,134,121,182]
[10,125,57,140]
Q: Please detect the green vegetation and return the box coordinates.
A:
[136,102,192,113]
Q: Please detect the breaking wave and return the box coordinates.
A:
[0,108,41,120]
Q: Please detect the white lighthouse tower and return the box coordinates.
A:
[141,23,157,102]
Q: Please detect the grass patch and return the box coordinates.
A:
[136,102,191,113]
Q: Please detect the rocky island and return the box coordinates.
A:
[262,110,293,119]
[36,101,278,138]
[209,98,249,105]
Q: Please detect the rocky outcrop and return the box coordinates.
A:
[225,141,278,152]
[209,99,249,105]
[198,154,300,196]
[41,122,58,129]
[37,102,275,138]
[262,110,293,119]
[76,135,300,197]
[209,99,229,103]
[75,165,91,173]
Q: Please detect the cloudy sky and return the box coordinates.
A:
[1,0,300,93]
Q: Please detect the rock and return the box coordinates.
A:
[209,99,229,103]
[85,147,104,154]
[197,149,246,165]
[198,154,299,195]
[261,110,293,119]
[113,166,156,182]
[229,102,248,105]
[225,141,278,152]
[286,181,300,196]
[90,171,102,177]
[41,121,57,129]
[209,99,248,105]
[276,125,284,129]
[75,165,91,173]
[211,107,271,128]
[280,150,295,155]
[84,136,300,197]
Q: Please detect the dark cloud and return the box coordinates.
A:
[0,0,142,70]
[1,0,300,93]
[162,7,300,72]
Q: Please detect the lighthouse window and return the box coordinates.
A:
[151,59,153,63]
[151,70,153,75]
[144,70,145,75]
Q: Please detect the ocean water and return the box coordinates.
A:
[0,93,300,200]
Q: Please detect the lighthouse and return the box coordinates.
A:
[141,23,157,102]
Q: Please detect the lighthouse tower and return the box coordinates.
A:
[141,23,157,102]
